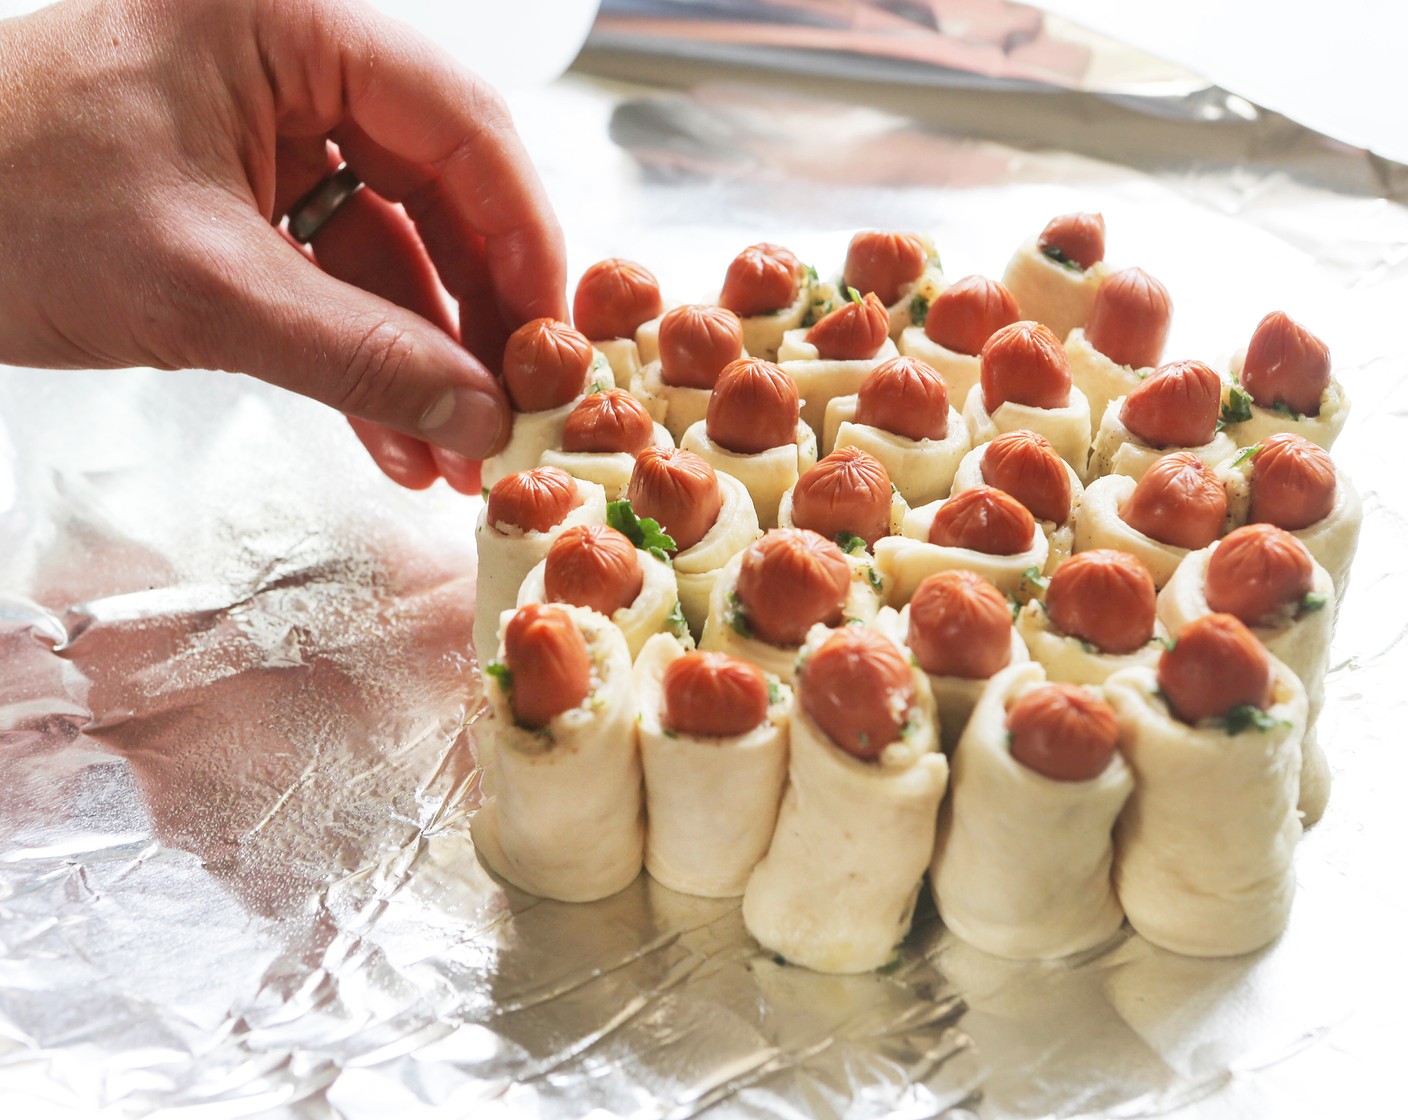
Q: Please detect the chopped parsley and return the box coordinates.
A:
[606,499,676,562]
[803,263,819,284]
[1159,635,1178,652]
[1272,400,1304,421]
[587,353,614,393]
[1040,243,1082,272]
[767,680,783,706]
[481,487,490,500]
[1005,591,1023,623]
[836,531,869,556]
[1222,704,1291,735]
[1231,443,1262,468]
[1218,386,1254,431]
[485,661,513,697]
[866,565,884,593]
[663,728,679,740]
[908,293,930,325]
[665,598,690,640]
[844,284,864,306]
[1022,565,1049,594]
[1300,591,1328,615]
[727,592,753,639]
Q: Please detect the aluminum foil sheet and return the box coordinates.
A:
[5,54,1408,1120]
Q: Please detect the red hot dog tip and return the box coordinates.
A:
[800,627,916,760]
[706,357,800,453]
[1241,311,1331,417]
[1120,359,1223,449]
[855,355,950,441]
[1157,612,1273,725]
[1204,523,1315,627]
[1084,267,1172,370]
[501,318,594,413]
[1037,212,1106,271]
[806,291,890,361]
[734,528,851,648]
[720,243,804,317]
[561,389,655,454]
[1007,683,1119,782]
[625,446,722,553]
[1120,452,1226,551]
[907,570,1013,679]
[791,446,893,547]
[662,651,771,738]
[980,429,1073,524]
[486,466,581,534]
[929,485,1036,556]
[658,304,745,390]
[923,274,1021,357]
[843,230,929,307]
[573,258,663,343]
[1249,433,1337,531]
[544,524,644,618]
[980,321,1072,414]
[1045,549,1156,654]
[501,604,593,730]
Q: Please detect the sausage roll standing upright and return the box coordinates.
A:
[626,446,761,636]
[539,388,674,499]
[1001,212,1110,342]
[889,571,1029,754]
[680,357,818,530]
[898,275,1021,410]
[1086,359,1235,483]
[1064,267,1173,426]
[635,637,791,897]
[473,467,607,664]
[778,446,907,553]
[1017,550,1166,686]
[573,258,666,388]
[932,667,1133,960]
[875,484,1048,605]
[950,429,1083,573]
[779,290,901,447]
[743,626,948,973]
[472,604,644,902]
[836,229,945,340]
[825,356,972,507]
[1074,451,1226,588]
[516,524,688,660]
[717,242,829,363]
[964,321,1093,471]
[1220,312,1349,450]
[701,528,881,682]
[631,304,746,442]
[1217,433,1362,599]
[1107,614,1307,956]
[482,318,613,489]
[1157,524,1336,825]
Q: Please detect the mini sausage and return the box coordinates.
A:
[734,528,851,647]
[1249,432,1337,531]
[1120,359,1223,449]
[625,446,723,553]
[799,627,916,760]
[486,466,581,534]
[1204,523,1314,627]
[501,318,594,413]
[658,304,745,389]
[706,357,800,454]
[980,429,1072,523]
[1037,212,1105,271]
[923,274,1021,357]
[980,321,1072,414]
[719,243,804,317]
[544,524,644,618]
[1084,268,1172,371]
[573,258,664,342]
[1157,612,1273,725]
[791,446,893,547]
[1006,684,1119,782]
[1044,549,1156,654]
[1240,311,1331,417]
[662,651,771,738]
[1120,451,1226,551]
[843,230,929,307]
[501,603,593,730]
[854,355,950,441]
[806,291,890,361]
[907,570,1013,679]
[560,388,656,454]
[928,485,1037,555]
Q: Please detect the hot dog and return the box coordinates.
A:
[1084,268,1172,371]
[662,650,770,738]
[720,243,804,318]
[1045,549,1156,655]
[843,230,929,307]
[486,465,583,534]
[981,321,1072,413]
[1240,311,1331,417]
[1006,683,1119,782]
[500,603,593,729]
[573,258,664,343]
[1204,523,1314,627]
[1038,212,1105,271]
[799,626,917,760]
[979,429,1072,524]
[923,275,1021,357]
[790,446,893,548]
[624,446,723,554]
[560,388,656,455]
[806,291,890,361]
[501,318,594,413]
[658,304,745,390]
[733,528,851,647]
[907,570,1012,679]
[855,356,950,442]
[929,485,1037,556]
[1120,359,1222,449]
[1248,432,1337,531]
[705,357,800,454]
[543,524,644,618]
[1156,612,1273,724]
[1120,452,1226,551]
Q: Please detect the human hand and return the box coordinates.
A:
[0,0,567,492]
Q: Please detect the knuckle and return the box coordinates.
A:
[335,318,419,418]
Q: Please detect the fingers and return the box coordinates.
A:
[348,417,440,489]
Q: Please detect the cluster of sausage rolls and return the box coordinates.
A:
[465,221,1359,972]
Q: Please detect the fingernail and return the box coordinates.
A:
[419,388,507,459]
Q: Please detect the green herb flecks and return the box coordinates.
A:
[844,284,864,306]
[665,598,690,640]
[1222,704,1291,735]
[866,565,884,593]
[1218,386,1254,431]
[728,592,754,640]
[485,661,513,697]
[1022,565,1049,594]
[1271,400,1304,421]
[767,680,783,706]
[606,499,676,562]
[908,293,929,325]
[1040,243,1082,272]
[1231,443,1262,468]
[1300,591,1328,615]
[836,531,868,557]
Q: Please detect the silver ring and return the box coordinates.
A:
[286,164,363,244]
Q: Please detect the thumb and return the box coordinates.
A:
[185,219,510,462]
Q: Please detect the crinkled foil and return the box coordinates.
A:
[5,49,1408,1120]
